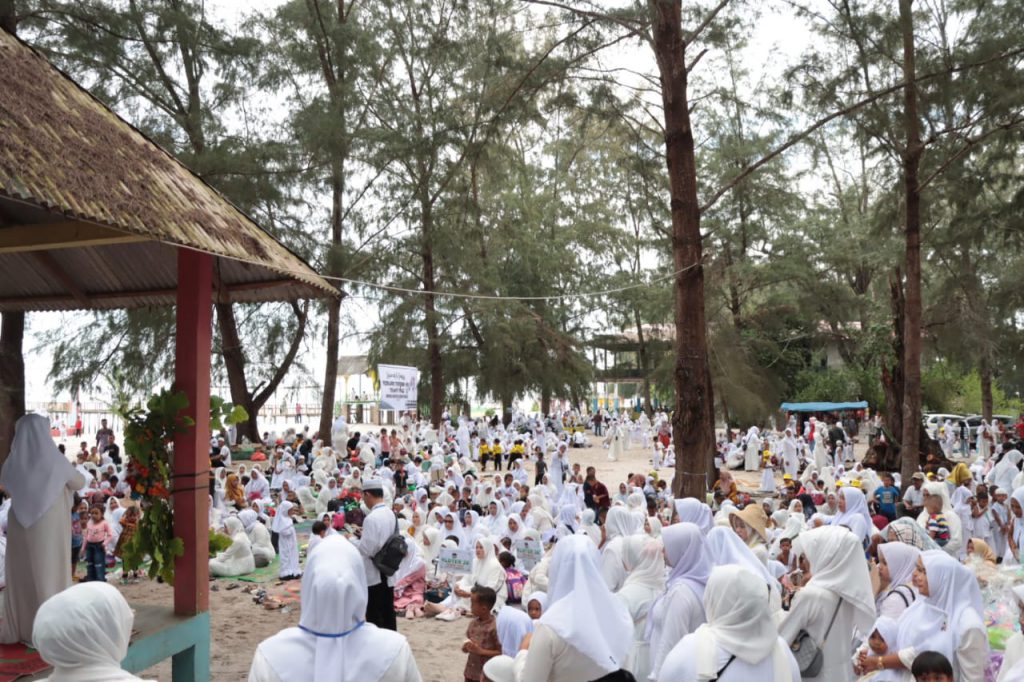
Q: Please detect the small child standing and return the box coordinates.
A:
[927,511,951,547]
[854,616,898,680]
[83,504,113,582]
[70,497,85,582]
[462,586,501,682]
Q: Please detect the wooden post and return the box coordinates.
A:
[172,249,212,681]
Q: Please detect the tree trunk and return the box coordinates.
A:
[980,355,993,422]
[319,299,340,443]
[0,312,26,468]
[319,168,345,445]
[216,303,260,442]
[898,0,924,486]
[633,306,654,417]
[421,200,443,429]
[650,0,716,498]
[501,394,513,427]
[885,269,906,444]
[540,387,552,417]
[0,0,16,34]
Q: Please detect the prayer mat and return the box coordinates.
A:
[0,643,47,682]
[214,556,281,583]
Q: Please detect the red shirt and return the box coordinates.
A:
[1015,420,1024,439]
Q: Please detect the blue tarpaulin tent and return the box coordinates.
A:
[780,401,869,412]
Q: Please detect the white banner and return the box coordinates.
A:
[378,364,419,412]
[437,547,473,575]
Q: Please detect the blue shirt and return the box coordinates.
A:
[874,485,900,516]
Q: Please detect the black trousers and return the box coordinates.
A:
[367,581,397,631]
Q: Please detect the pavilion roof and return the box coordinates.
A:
[0,30,337,311]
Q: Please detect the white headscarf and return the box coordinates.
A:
[674,498,714,535]
[830,487,873,543]
[798,525,876,633]
[605,506,643,542]
[257,536,406,682]
[1,414,83,528]
[661,522,711,601]
[496,606,534,657]
[32,582,148,681]
[463,538,505,595]
[271,501,295,533]
[877,541,920,589]
[895,550,986,663]
[541,535,632,673]
[619,535,666,594]
[705,526,775,587]
[690,565,791,680]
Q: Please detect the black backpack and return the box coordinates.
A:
[372,515,408,578]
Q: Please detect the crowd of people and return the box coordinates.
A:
[3,407,1024,681]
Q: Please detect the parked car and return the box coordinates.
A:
[923,413,965,439]
[961,414,1015,442]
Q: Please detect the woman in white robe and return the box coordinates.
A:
[705,526,783,618]
[744,427,762,472]
[245,469,270,501]
[248,536,421,682]
[646,523,711,679]
[210,517,256,577]
[425,538,507,618]
[496,606,534,657]
[674,498,715,535]
[831,486,874,546]
[272,501,301,579]
[988,450,1023,493]
[658,565,800,682]
[241,512,275,568]
[614,536,665,681]
[0,414,87,644]
[32,582,152,681]
[875,541,919,620]
[606,422,624,462]
[511,535,633,682]
[778,526,876,682]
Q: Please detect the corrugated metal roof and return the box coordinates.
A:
[0,30,337,311]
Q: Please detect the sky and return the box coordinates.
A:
[23,0,817,406]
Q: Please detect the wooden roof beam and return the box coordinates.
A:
[0,279,302,308]
[0,220,148,253]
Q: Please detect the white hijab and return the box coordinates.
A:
[830,486,873,543]
[32,582,149,681]
[257,536,406,682]
[895,549,986,662]
[705,526,776,587]
[496,606,534,657]
[1,414,82,528]
[689,565,791,681]
[797,525,876,633]
[674,498,714,535]
[540,535,632,673]
[271,501,295,533]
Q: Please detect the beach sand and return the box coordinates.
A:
[121,428,794,680]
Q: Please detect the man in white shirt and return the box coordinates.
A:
[901,471,926,517]
[355,480,397,631]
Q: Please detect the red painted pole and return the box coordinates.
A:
[173,249,212,615]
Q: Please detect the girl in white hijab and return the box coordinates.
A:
[675,498,714,534]
[32,582,152,681]
[657,565,800,682]
[513,535,633,681]
[874,542,920,620]
[864,550,987,681]
[425,538,507,619]
[496,607,534,657]
[600,506,644,591]
[615,536,666,681]
[248,536,420,682]
[0,413,87,644]
[830,487,873,545]
[778,526,876,682]
[271,501,301,580]
[646,522,711,679]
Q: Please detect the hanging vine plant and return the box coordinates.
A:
[118,390,248,584]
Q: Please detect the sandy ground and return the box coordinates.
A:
[118,428,852,681]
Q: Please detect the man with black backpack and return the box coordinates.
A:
[354,479,402,631]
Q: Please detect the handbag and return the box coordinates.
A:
[790,599,842,677]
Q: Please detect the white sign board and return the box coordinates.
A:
[515,538,543,571]
[378,364,419,411]
[437,547,473,575]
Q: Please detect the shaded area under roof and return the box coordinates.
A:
[0,30,336,311]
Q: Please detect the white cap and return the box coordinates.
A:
[363,479,384,493]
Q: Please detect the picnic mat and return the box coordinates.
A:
[0,643,47,682]
[213,556,282,583]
